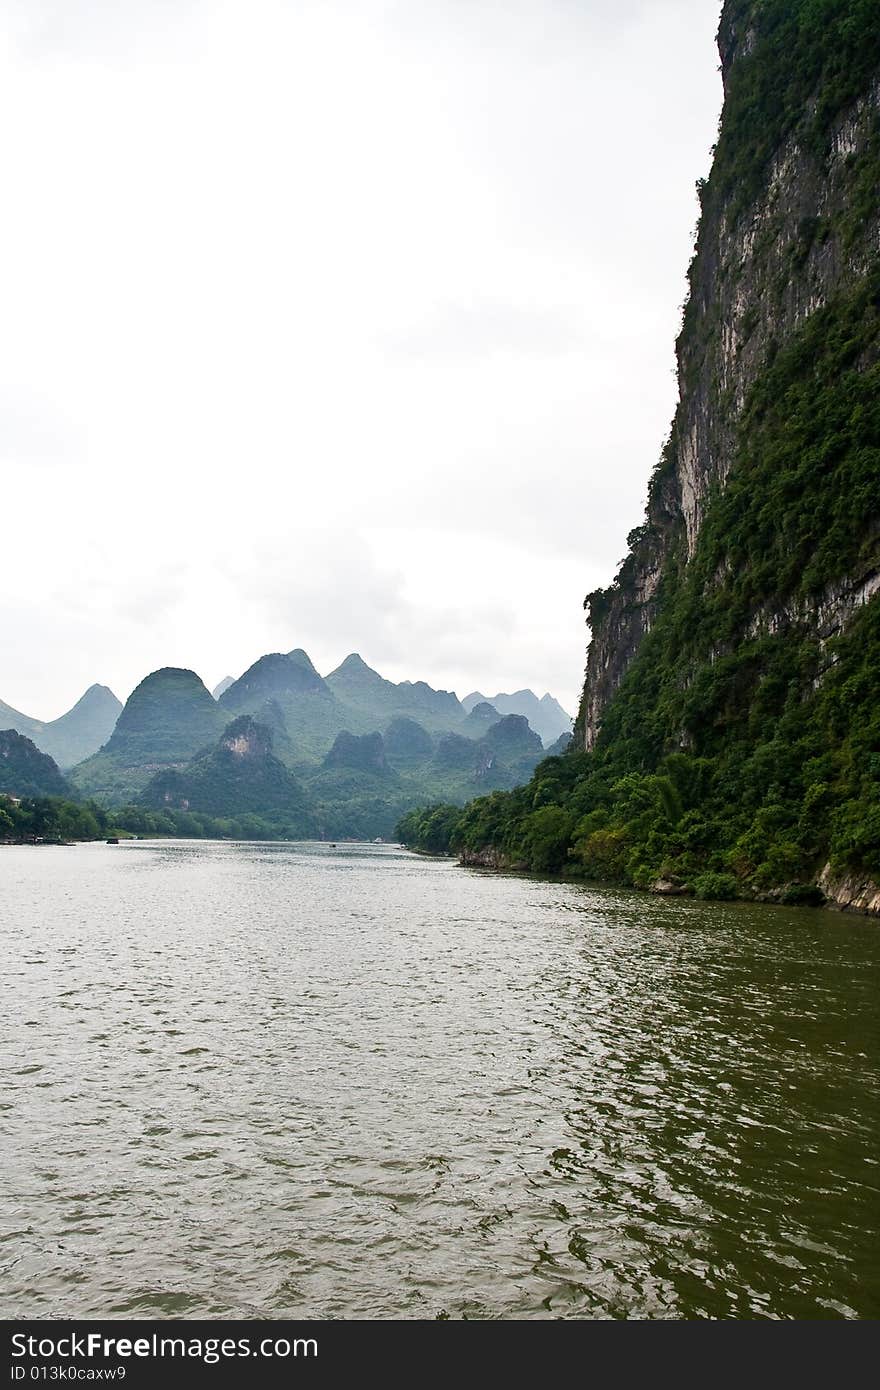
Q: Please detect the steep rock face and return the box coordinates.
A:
[818,863,880,915]
[577,1,880,751]
[219,716,274,761]
[459,845,524,871]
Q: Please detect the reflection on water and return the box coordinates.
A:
[1,839,877,1319]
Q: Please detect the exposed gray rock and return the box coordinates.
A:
[577,70,880,751]
[818,863,880,916]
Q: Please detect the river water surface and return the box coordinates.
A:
[1,839,878,1319]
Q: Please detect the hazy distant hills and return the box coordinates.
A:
[142,714,314,835]
[217,649,348,763]
[302,711,547,838]
[0,684,122,769]
[460,700,503,737]
[212,651,570,754]
[544,730,573,757]
[57,690,552,839]
[325,653,462,733]
[0,647,573,836]
[461,689,572,746]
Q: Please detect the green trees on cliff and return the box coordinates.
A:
[397,279,880,898]
[713,0,880,218]
[397,3,880,902]
[398,598,879,897]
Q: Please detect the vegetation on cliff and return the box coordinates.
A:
[398,0,880,904]
[400,585,879,896]
[712,0,880,218]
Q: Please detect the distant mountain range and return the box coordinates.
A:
[142,714,314,834]
[72,668,226,802]
[1,651,572,837]
[461,689,572,746]
[0,685,121,769]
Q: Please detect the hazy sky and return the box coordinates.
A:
[1,0,722,719]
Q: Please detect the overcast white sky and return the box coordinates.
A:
[1,0,722,720]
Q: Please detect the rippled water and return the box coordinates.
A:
[1,839,878,1319]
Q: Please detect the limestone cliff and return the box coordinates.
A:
[430,2,880,911]
[576,0,880,754]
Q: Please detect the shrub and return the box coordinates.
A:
[691,871,739,901]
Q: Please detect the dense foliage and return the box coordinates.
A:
[713,0,880,221]
[0,793,304,845]
[0,795,113,843]
[397,804,467,856]
[0,730,71,798]
[111,805,314,841]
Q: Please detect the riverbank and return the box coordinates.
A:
[457,845,880,918]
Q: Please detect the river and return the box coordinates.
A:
[1,839,877,1319]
